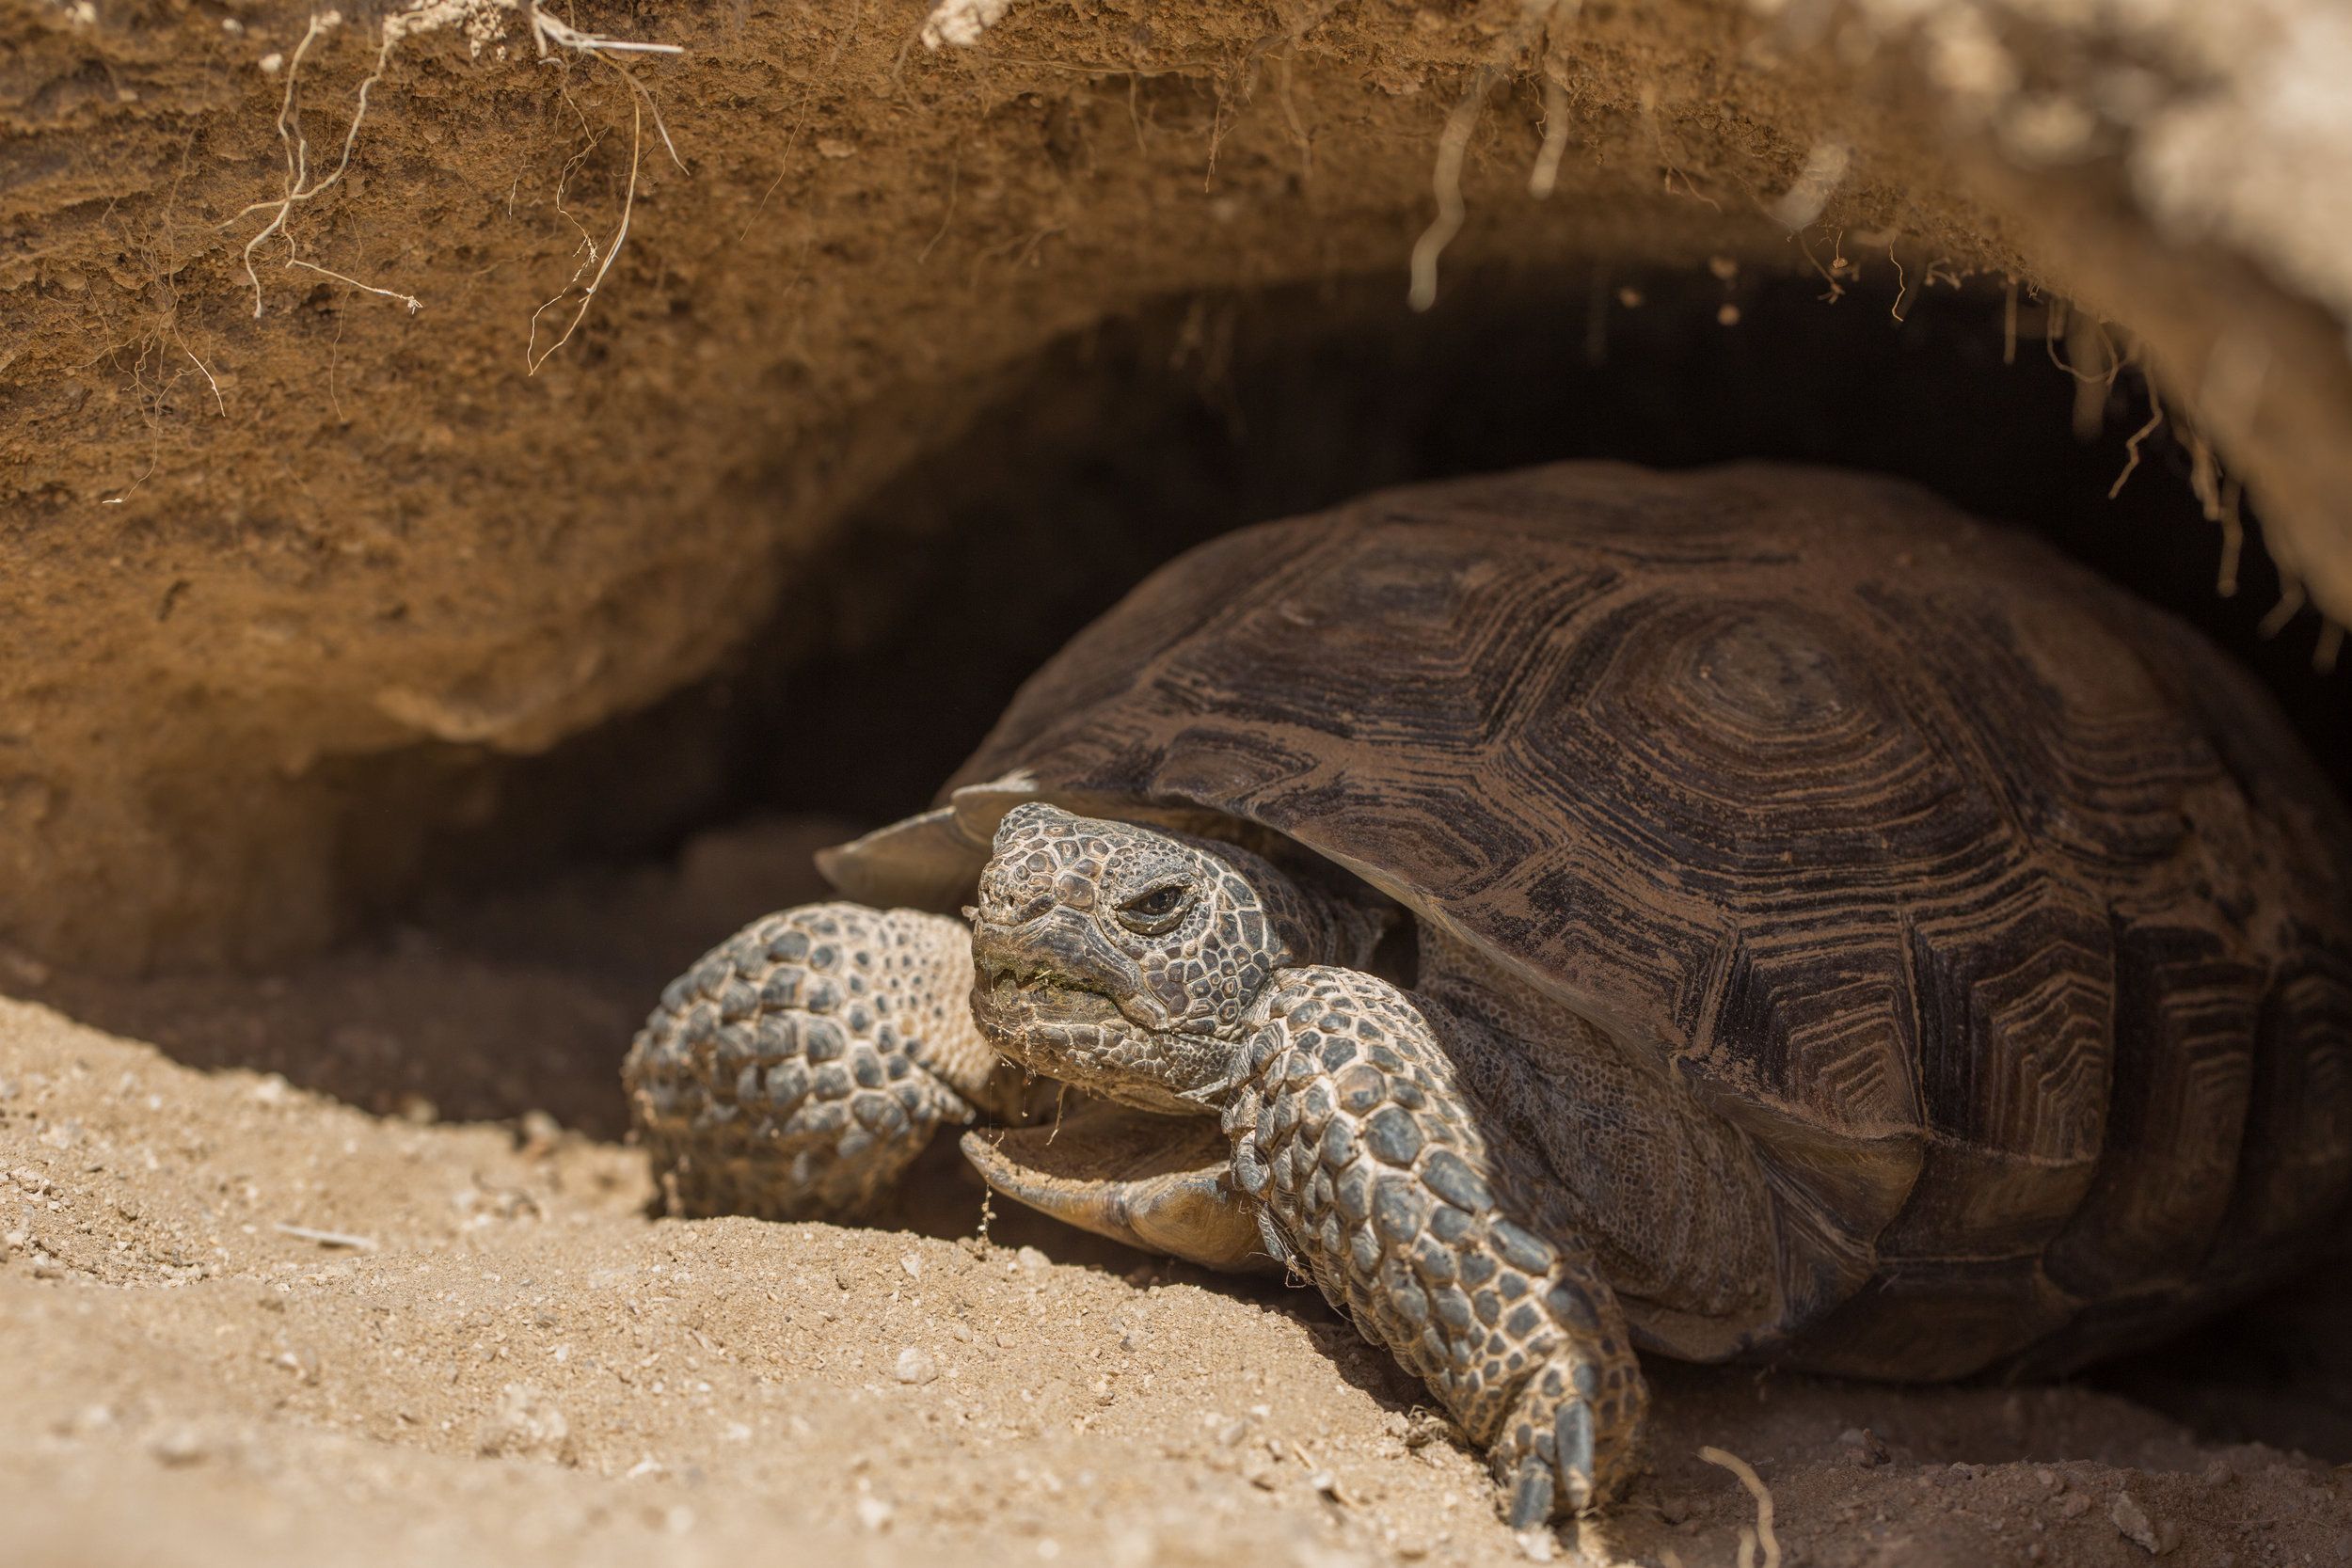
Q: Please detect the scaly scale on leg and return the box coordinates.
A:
[624,903,1005,1218]
[1225,968,1647,1522]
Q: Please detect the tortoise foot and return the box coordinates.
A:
[1226,966,1648,1521]
[625,903,993,1219]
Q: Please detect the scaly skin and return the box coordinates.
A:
[1225,968,1648,1521]
[624,903,1007,1219]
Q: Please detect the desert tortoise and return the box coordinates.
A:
[625,462,2352,1524]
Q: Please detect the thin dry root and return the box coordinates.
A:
[1697,1445,1782,1568]
[228,12,417,319]
[522,3,689,371]
[1408,68,1492,312]
[2259,569,2306,641]
[2109,377,2165,499]
[527,96,644,372]
[1529,75,1572,198]
[226,2,685,348]
[1410,0,1561,311]
[2218,476,2246,597]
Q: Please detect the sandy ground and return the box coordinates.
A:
[4,818,2349,1568]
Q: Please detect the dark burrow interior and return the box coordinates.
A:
[24,261,2350,1465]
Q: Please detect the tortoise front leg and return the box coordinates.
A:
[1224,967,1648,1525]
[625,904,1008,1219]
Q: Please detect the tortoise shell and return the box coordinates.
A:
[826,461,2352,1376]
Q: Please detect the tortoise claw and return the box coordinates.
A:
[1507,1458,1556,1532]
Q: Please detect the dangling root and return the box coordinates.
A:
[224,11,416,320]
[1697,1445,1782,1568]
[1407,68,1493,313]
[223,0,685,356]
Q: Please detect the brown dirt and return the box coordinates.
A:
[6,815,2350,1568]
[8,0,2352,967]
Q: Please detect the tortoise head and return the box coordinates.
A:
[966,803,1296,1114]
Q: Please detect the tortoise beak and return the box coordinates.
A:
[969,909,1172,1030]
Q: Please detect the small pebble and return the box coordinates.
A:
[1838,1426,1890,1466]
[147,1424,210,1466]
[894,1347,939,1386]
[2110,1490,2179,1556]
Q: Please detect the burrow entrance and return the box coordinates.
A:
[416,263,2352,904]
[22,261,2352,1463]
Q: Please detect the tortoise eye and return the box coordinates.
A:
[1115,882,1193,933]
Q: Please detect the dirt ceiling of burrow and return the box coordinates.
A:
[4,0,2352,969]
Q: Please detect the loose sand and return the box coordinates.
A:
[4,817,2346,1568]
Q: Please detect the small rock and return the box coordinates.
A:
[516,1110,565,1154]
[52,1402,114,1438]
[2110,1490,2180,1556]
[1514,1527,1557,1562]
[899,1251,923,1281]
[1838,1426,1890,1466]
[478,1384,569,1458]
[2036,1469,2060,1491]
[854,1495,895,1530]
[817,137,857,159]
[148,1424,211,1466]
[1015,1245,1049,1274]
[2061,1493,2091,1518]
[1401,1408,1454,1450]
[894,1347,939,1386]
[948,1320,974,1343]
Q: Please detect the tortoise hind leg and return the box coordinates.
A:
[1224,966,1648,1522]
[625,903,1008,1218]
